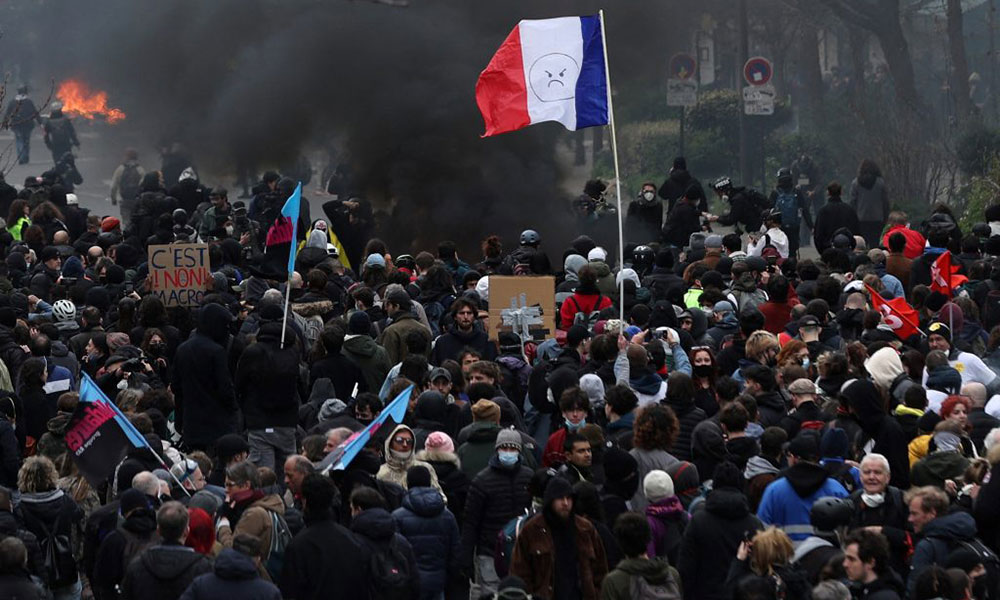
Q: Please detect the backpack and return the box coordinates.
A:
[46,118,73,148]
[494,510,534,578]
[747,189,772,213]
[629,568,681,600]
[948,538,1000,596]
[984,288,1000,331]
[22,510,76,589]
[368,542,413,600]
[265,509,293,581]
[293,313,324,351]
[822,461,858,494]
[119,163,142,203]
[567,295,604,330]
[774,189,799,228]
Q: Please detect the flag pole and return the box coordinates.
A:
[280,272,292,348]
[598,9,625,322]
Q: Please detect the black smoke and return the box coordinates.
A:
[5,0,697,256]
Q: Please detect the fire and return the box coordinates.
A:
[55,79,126,124]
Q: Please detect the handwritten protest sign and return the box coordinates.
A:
[147,244,212,307]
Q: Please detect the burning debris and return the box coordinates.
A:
[56,79,126,124]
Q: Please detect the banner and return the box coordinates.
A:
[147,244,212,307]
[65,398,132,486]
[866,284,921,340]
[319,384,413,473]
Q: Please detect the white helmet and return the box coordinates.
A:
[52,299,76,322]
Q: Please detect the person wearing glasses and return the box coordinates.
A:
[377,424,444,495]
[431,297,496,366]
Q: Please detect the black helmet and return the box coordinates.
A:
[395,254,415,271]
[776,167,792,179]
[520,229,540,246]
[810,497,854,532]
[712,176,732,192]
[633,245,654,266]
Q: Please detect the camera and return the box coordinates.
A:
[120,357,147,373]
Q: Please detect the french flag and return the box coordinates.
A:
[476,16,609,137]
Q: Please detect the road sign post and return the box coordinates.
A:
[667,53,698,156]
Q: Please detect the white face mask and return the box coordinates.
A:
[225,225,234,237]
[642,191,655,201]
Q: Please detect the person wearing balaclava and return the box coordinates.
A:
[510,476,608,600]
[377,424,443,495]
[910,420,971,489]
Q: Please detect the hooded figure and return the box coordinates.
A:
[377,424,444,495]
[844,380,910,489]
[172,303,239,448]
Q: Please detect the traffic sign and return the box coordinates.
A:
[743,56,773,86]
[667,79,698,107]
[669,53,697,80]
[743,84,775,115]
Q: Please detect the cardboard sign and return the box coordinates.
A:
[488,276,555,342]
[147,244,212,307]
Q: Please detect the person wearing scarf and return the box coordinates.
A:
[848,453,911,577]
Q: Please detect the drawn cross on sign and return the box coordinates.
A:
[500,293,544,341]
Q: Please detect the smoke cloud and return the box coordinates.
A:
[6,0,695,255]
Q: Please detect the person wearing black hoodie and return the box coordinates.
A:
[92,489,159,600]
[813,182,860,254]
[678,462,762,600]
[173,303,238,452]
[843,379,910,490]
[120,501,211,600]
[658,157,707,215]
[664,373,705,462]
[661,187,703,250]
[349,486,421,599]
[430,297,496,365]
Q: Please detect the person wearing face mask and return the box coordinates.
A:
[460,429,533,597]
[625,182,663,245]
[377,424,444,495]
[542,388,590,468]
[848,453,911,577]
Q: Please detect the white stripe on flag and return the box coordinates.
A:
[519,17,583,131]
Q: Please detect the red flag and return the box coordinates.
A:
[930,251,968,298]
[866,284,920,340]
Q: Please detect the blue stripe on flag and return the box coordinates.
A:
[329,384,413,471]
[281,183,302,275]
[575,15,609,129]
[79,374,149,448]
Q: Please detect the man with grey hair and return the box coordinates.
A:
[848,453,910,577]
[323,427,353,454]
[132,471,162,500]
[120,501,211,600]
[963,381,1000,453]
[812,580,851,600]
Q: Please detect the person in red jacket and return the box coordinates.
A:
[881,211,925,259]
[758,275,799,334]
[543,387,591,467]
[559,265,613,330]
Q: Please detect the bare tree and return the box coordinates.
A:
[945,0,973,123]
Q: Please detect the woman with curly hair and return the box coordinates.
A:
[28,201,68,244]
[6,198,30,240]
[629,404,681,511]
[475,234,503,275]
[726,527,811,600]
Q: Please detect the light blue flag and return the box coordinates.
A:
[281,183,302,275]
[325,384,413,472]
[79,373,148,449]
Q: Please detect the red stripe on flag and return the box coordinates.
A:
[476,24,531,137]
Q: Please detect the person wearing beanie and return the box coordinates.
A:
[510,476,608,600]
[460,424,532,597]
[677,461,762,600]
[817,427,861,493]
[91,488,159,599]
[341,310,392,393]
[457,400,504,478]
[641,248,685,304]
[641,470,687,565]
[417,431,470,524]
[377,424,443,495]
[391,465,460,600]
[756,432,849,542]
[925,320,1000,393]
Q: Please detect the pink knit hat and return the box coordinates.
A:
[424,431,454,454]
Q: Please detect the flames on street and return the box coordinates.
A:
[56,79,126,124]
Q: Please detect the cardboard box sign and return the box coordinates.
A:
[147,244,212,307]
[487,276,555,342]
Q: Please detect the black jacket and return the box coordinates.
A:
[677,487,762,600]
[173,304,238,447]
[120,542,212,600]
[459,455,533,564]
[0,510,45,580]
[350,508,421,600]
[626,197,664,245]
[755,390,787,428]
[0,417,20,488]
[779,401,825,439]
[430,324,497,366]
[665,395,706,462]
[92,508,158,600]
[970,408,1000,453]
[281,510,371,600]
[659,170,706,214]
[851,571,904,600]
[422,455,470,527]
[845,380,910,489]
[235,321,301,430]
[716,188,762,233]
[661,199,702,248]
[849,486,911,575]
[813,197,859,253]
[15,489,85,589]
[0,571,43,600]
[309,353,366,401]
[180,548,282,600]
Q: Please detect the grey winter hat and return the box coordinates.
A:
[495,428,522,451]
[319,398,348,421]
[705,234,723,248]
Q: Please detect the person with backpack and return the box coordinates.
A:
[769,168,814,258]
[120,502,212,600]
[706,176,769,235]
[509,476,608,600]
[499,229,552,276]
[215,461,291,581]
[179,533,282,600]
[747,210,790,259]
[42,102,79,166]
[725,527,812,600]
[91,489,159,600]
[391,466,460,600]
[349,486,421,600]
[559,266,612,331]
[600,512,680,600]
[15,456,85,599]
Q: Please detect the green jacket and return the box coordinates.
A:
[601,557,680,600]
[457,422,502,478]
[377,312,431,365]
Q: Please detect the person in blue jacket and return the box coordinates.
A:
[392,466,460,600]
[757,431,849,542]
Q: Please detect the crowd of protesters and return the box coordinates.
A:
[0,148,1000,600]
